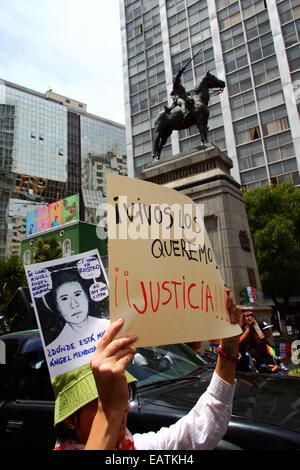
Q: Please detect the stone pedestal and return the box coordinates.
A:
[139,145,269,318]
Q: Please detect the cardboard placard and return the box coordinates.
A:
[107,174,241,347]
[25,249,109,378]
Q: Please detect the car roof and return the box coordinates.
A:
[0,329,40,342]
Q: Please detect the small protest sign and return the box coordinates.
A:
[106,174,241,347]
[25,249,109,378]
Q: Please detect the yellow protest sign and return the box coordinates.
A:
[106,174,241,347]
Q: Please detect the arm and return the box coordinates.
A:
[85,319,136,450]
[239,317,255,353]
[134,291,242,450]
[215,290,242,385]
[173,68,184,86]
[239,327,253,353]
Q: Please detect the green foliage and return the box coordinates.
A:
[0,255,27,306]
[33,236,62,263]
[244,182,300,303]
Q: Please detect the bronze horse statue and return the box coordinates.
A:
[153,72,226,160]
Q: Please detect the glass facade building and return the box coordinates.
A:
[0,80,126,257]
[120,0,300,190]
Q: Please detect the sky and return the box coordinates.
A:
[0,0,126,124]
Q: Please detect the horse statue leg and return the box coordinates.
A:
[195,108,209,146]
[153,132,162,161]
[153,126,172,161]
[153,111,166,161]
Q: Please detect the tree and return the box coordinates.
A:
[33,236,62,263]
[0,255,27,307]
[244,181,300,319]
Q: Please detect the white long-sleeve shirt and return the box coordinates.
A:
[55,371,235,451]
[133,371,236,450]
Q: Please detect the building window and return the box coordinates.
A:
[166,0,186,18]
[62,239,72,257]
[131,91,148,114]
[260,105,289,136]
[245,10,270,41]
[220,23,244,52]
[240,165,268,185]
[278,0,300,25]
[133,130,152,156]
[224,45,248,73]
[130,70,147,94]
[230,90,256,120]
[242,0,266,19]
[233,115,261,145]
[247,267,257,288]
[23,250,31,265]
[256,81,284,112]
[217,3,241,31]
[227,67,252,96]
[252,55,280,86]
[148,83,167,106]
[265,130,295,163]
[248,33,275,63]
[147,66,165,87]
[268,158,298,177]
[237,140,265,171]
[249,126,261,140]
[282,21,300,48]
[286,45,300,72]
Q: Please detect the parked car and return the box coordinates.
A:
[1,329,300,450]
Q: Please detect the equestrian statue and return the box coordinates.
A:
[153,52,226,161]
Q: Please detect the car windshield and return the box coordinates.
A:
[126,343,208,388]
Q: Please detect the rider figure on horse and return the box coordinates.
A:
[165,68,193,118]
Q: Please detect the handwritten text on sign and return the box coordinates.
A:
[114,268,229,319]
[107,175,241,347]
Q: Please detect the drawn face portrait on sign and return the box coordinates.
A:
[25,249,110,379]
[55,280,89,326]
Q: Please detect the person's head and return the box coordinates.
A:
[53,363,136,446]
[52,269,90,327]
[242,311,254,327]
[62,400,131,445]
[258,321,273,338]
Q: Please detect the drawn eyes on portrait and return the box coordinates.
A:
[59,290,83,303]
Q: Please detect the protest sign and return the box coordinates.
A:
[25,249,109,378]
[106,174,241,347]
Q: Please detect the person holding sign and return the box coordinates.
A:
[54,291,242,450]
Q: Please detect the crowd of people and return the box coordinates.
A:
[236,312,287,374]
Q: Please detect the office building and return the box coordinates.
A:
[120,0,300,190]
[0,80,126,257]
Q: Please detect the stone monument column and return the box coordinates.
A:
[139,145,267,315]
